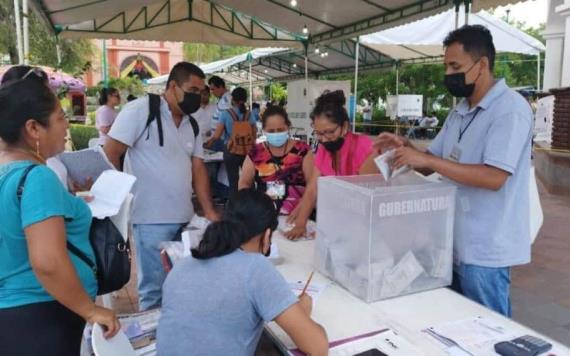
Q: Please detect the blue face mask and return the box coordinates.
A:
[265,131,289,147]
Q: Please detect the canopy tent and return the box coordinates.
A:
[32,0,463,48]
[147,41,395,86]
[360,7,545,60]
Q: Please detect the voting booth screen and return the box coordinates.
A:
[315,174,456,303]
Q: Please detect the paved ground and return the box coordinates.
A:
[106,149,570,347]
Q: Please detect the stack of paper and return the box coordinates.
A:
[58,146,115,185]
[424,316,517,355]
[87,170,136,219]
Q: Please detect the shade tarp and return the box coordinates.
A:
[361,7,545,59]
[147,47,288,85]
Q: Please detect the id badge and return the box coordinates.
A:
[266,181,286,200]
[449,145,462,162]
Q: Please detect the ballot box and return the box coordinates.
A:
[315,174,457,303]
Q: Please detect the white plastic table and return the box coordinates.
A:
[266,233,570,355]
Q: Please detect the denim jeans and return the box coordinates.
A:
[451,263,512,317]
[133,223,185,311]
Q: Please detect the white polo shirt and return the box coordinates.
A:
[108,95,204,225]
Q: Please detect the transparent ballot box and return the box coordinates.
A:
[315,174,457,303]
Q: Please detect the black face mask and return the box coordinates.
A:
[443,61,480,98]
[321,137,345,153]
[178,91,201,115]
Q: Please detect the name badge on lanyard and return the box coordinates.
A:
[449,145,462,162]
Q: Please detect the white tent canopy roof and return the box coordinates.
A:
[361,7,545,60]
[147,47,289,85]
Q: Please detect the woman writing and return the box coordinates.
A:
[0,79,120,355]
[239,106,314,238]
[157,188,328,356]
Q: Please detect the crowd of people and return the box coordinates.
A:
[0,24,534,355]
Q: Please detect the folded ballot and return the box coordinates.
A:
[87,170,136,219]
[374,149,411,181]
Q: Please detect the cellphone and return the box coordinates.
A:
[353,349,389,356]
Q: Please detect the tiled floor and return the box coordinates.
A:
[510,181,570,346]
[106,168,570,347]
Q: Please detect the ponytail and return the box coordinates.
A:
[191,220,247,259]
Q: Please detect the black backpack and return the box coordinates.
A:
[17,165,131,295]
[145,93,199,146]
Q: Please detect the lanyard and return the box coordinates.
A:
[458,107,482,143]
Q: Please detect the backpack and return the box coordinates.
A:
[144,93,199,146]
[226,108,254,156]
[17,164,131,296]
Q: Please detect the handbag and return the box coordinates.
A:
[17,164,131,295]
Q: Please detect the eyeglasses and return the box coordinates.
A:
[312,125,340,139]
[22,67,48,82]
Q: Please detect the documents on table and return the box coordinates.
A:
[423,316,518,355]
[58,146,115,185]
[289,328,422,356]
[288,279,327,302]
[119,309,161,355]
[87,170,136,218]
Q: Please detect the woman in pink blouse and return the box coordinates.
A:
[285,90,378,239]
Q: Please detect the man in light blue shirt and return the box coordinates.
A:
[376,25,532,316]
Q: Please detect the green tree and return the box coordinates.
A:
[0,0,95,75]
[183,43,252,63]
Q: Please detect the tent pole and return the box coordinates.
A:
[102,39,108,88]
[249,59,253,110]
[455,2,460,29]
[23,0,29,65]
[396,62,399,96]
[537,53,541,91]
[353,37,360,133]
[14,0,23,64]
[465,1,470,25]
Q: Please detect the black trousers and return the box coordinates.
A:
[223,149,246,198]
[0,301,85,356]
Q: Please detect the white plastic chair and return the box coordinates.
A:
[102,193,134,308]
[91,323,137,356]
[88,138,100,148]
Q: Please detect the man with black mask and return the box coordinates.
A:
[375,25,533,317]
[104,62,219,311]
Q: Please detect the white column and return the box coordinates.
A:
[14,0,23,64]
[543,0,566,91]
[557,1,570,87]
[23,0,29,65]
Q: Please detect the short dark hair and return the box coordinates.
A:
[191,189,278,259]
[0,79,58,145]
[165,62,205,90]
[231,87,248,114]
[99,87,119,105]
[208,75,226,89]
[261,105,291,128]
[311,90,349,126]
[1,65,49,86]
[443,25,496,71]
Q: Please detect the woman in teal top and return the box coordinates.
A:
[0,76,120,356]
